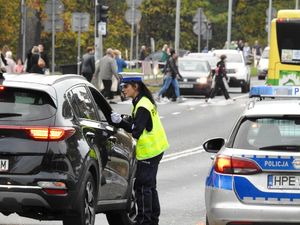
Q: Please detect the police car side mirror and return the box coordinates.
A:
[203,138,225,153]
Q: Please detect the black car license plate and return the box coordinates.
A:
[0,159,9,172]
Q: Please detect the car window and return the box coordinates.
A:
[233,117,300,150]
[225,54,243,63]
[68,86,97,121]
[0,87,56,121]
[89,87,111,122]
[179,60,209,72]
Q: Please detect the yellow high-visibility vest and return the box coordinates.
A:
[132,97,169,160]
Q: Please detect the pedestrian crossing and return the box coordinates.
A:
[116,96,243,106]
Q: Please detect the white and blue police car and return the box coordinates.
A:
[203,86,300,225]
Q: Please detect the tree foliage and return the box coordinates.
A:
[0,0,297,66]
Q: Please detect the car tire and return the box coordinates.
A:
[63,171,97,225]
[106,181,137,225]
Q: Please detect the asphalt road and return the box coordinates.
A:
[0,77,264,225]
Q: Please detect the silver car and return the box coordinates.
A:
[204,86,300,225]
[178,57,213,97]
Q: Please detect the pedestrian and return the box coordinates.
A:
[253,40,262,67]
[114,49,127,73]
[81,46,95,82]
[160,44,169,62]
[95,48,119,99]
[28,46,44,74]
[5,51,16,73]
[157,49,183,103]
[38,43,50,74]
[110,76,169,225]
[207,54,231,102]
[139,45,147,61]
[15,58,24,74]
[243,42,252,64]
[0,50,7,79]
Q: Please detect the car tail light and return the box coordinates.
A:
[27,127,75,141]
[215,155,261,175]
[0,125,75,141]
[38,181,67,195]
[0,85,5,91]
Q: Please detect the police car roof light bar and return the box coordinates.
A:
[249,86,300,99]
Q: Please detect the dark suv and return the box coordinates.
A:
[0,74,137,225]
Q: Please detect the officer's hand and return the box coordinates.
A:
[111,112,122,124]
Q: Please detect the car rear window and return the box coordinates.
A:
[0,87,56,121]
[233,117,300,151]
[179,60,209,72]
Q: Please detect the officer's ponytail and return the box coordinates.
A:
[138,82,156,107]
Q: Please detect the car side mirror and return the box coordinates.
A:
[203,138,225,153]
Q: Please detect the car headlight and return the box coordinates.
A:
[196,77,207,84]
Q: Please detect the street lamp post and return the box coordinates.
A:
[175,0,180,54]
[296,0,299,9]
[227,0,232,49]
[21,0,27,62]
[267,0,272,45]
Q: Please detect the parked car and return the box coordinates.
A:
[212,49,251,93]
[178,57,213,97]
[257,46,269,80]
[204,85,300,225]
[0,74,137,225]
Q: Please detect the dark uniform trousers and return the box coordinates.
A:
[135,152,164,225]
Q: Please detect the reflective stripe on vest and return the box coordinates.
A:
[132,97,169,160]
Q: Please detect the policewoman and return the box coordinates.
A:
[111,76,169,225]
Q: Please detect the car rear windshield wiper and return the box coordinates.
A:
[259,145,300,151]
[0,113,22,118]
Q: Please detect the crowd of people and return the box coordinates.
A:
[223,39,263,67]
[0,43,50,79]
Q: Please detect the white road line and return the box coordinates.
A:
[161,146,204,163]
[171,112,181,115]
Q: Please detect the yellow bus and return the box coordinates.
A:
[268,10,300,85]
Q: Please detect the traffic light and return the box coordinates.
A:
[96,4,109,23]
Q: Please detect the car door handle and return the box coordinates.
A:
[86,132,95,144]
[108,136,117,143]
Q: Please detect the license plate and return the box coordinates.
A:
[179,83,193,88]
[268,175,300,189]
[0,159,8,172]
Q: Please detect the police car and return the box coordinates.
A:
[203,86,300,225]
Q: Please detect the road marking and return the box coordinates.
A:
[171,112,181,115]
[161,146,204,163]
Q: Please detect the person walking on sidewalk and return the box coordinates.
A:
[81,46,95,82]
[110,76,169,225]
[207,54,231,102]
[157,49,183,102]
[95,48,119,99]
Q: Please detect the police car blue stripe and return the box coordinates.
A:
[206,167,233,190]
[234,176,300,201]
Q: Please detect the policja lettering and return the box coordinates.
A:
[265,160,289,167]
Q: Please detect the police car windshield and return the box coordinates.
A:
[233,117,300,151]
